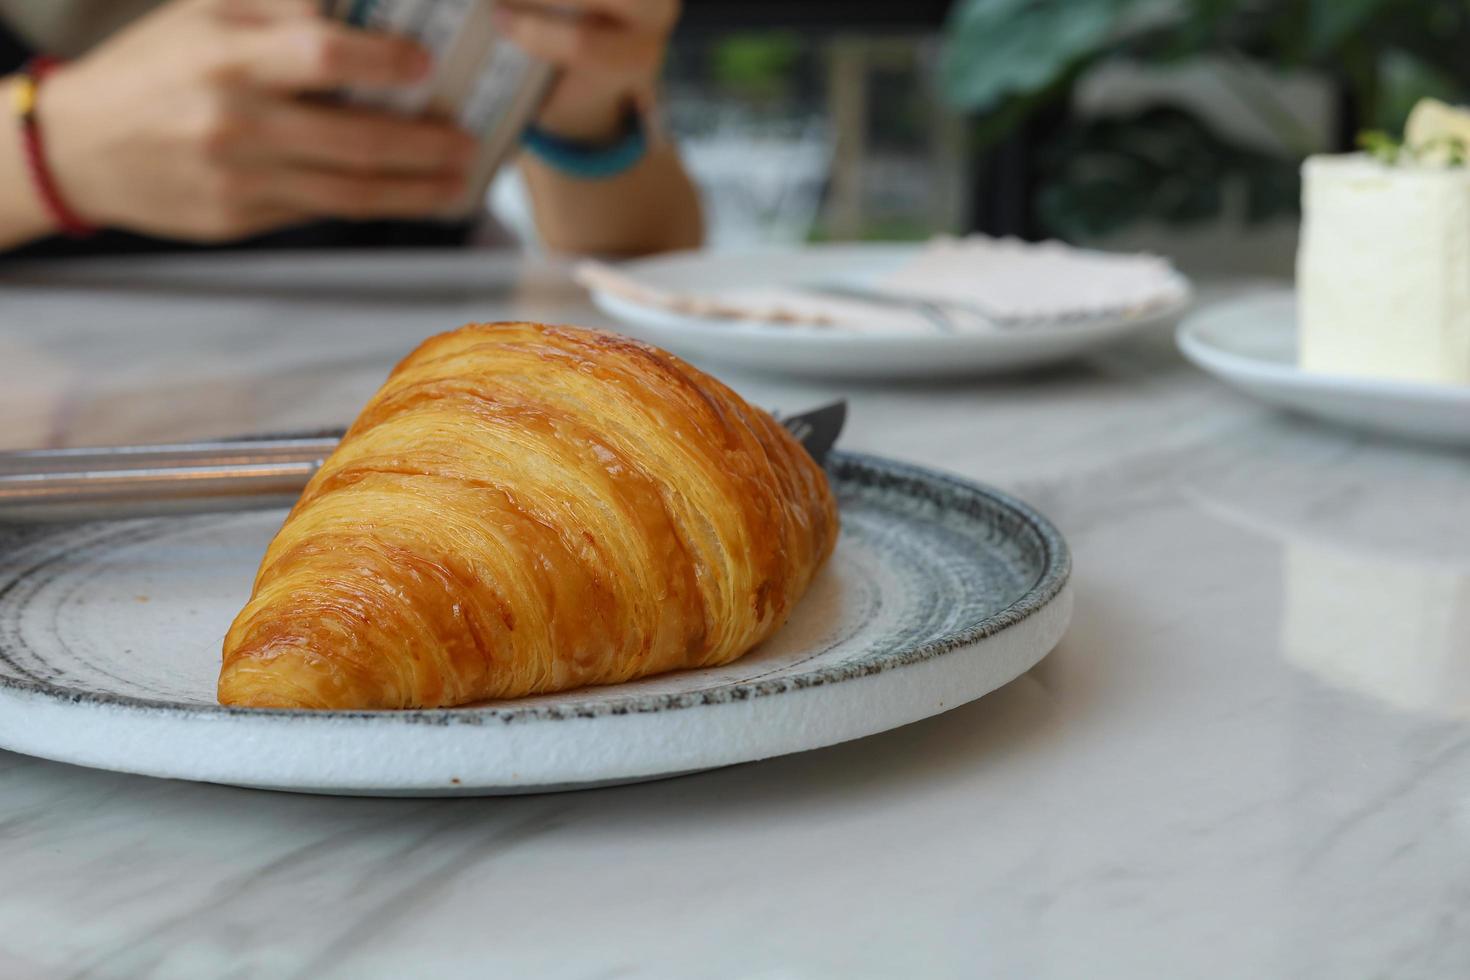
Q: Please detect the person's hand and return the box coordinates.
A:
[37,0,480,241]
[492,0,679,143]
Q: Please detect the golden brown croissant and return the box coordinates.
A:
[218,322,838,710]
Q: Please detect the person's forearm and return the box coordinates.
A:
[0,77,63,252]
[491,0,699,256]
[520,138,704,257]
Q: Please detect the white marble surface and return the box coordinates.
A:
[0,252,1467,979]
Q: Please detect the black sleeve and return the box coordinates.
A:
[0,17,33,74]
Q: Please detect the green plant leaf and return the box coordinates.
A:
[941,0,1470,235]
[1377,48,1466,132]
[710,32,802,101]
[1308,0,1395,54]
[1356,130,1401,163]
[940,0,1131,111]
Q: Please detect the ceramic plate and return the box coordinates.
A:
[1178,290,1470,446]
[0,454,1071,797]
[588,243,1191,378]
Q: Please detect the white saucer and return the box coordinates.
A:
[1177,290,1470,446]
[0,454,1071,797]
[588,244,1191,378]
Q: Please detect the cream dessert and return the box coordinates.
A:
[1296,99,1470,386]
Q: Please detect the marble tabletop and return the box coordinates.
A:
[0,251,1466,980]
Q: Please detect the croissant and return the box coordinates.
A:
[218,322,838,710]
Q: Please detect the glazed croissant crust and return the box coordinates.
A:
[218,322,838,710]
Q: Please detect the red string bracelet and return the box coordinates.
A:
[11,56,95,238]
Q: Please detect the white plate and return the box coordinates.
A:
[0,454,1072,797]
[588,244,1191,378]
[1177,290,1470,446]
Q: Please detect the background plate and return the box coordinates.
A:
[0,453,1072,796]
[589,243,1190,378]
[1177,290,1470,446]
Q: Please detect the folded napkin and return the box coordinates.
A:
[577,236,1190,335]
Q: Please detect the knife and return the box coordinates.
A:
[0,400,847,523]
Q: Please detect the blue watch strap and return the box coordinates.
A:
[521,110,648,180]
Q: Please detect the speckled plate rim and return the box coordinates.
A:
[0,452,1071,727]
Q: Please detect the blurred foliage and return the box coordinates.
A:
[941,0,1470,237]
[1038,105,1300,237]
[709,32,804,102]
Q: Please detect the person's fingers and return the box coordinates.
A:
[264,167,467,218]
[253,102,478,175]
[492,6,663,73]
[234,205,311,235]
[218,19,432,91]
[210,0,320,26]
[196,203,313,242]
[496,0,678,31]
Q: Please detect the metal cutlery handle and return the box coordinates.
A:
[0,401,844,524]
[799,283,964,333]
[0,460,321,522]
[0,436,341,477]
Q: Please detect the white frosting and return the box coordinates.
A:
[1297,154,1470,385]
